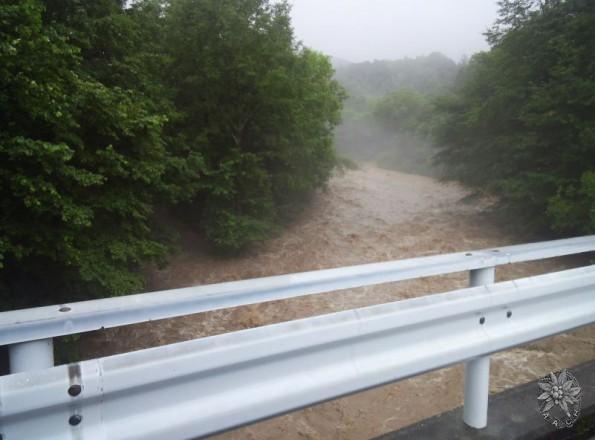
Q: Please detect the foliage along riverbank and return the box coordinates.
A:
[434,0,595,236]
[0,0,344,308]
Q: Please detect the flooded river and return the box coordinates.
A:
[83,165,594,439]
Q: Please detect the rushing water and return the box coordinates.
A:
[83,165,594,439]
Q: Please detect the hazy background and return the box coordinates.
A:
[288,0,499,62]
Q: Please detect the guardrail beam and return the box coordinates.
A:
[8,338,54,373]
[1,235,594,346]
[0,266,593,439]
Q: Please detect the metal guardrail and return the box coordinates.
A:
[2,235,595,346]
[0,236,594,439]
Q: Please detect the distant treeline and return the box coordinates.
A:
[434,0,595,234]
[0,0,344,308]
[333,53,459,175]
[335,52,461,100]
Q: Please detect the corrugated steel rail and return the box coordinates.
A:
[1,235,594,345]
[0,236,594,439]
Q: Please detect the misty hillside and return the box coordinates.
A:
[330,56,353,69]
[334,52,460,98]
[333,52,461,174]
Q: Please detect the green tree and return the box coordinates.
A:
[164,0,344,251]
[373,89,431,133]
[370,89,438,175]
[0,1,182,308]
[435,0,595,233]
[0,0,344,308]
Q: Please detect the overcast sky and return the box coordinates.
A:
[288,0,499,63]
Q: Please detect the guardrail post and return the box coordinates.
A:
[8,338,54,374]
[463,266,495,429]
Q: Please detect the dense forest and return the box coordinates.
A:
[0,0,344,308]
[434,0,595,234]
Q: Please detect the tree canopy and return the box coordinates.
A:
[434,0,595,234]
[0,0,344,308]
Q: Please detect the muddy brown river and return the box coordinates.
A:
[82,165,595,439]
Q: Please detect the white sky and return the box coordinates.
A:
[288,0,500,62]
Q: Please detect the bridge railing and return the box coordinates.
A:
[1,236,595,439]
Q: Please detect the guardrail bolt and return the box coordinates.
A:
[507,310,512,318]
[479,317,485,325]
[68,384,82,397]
[69,415,82,426]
